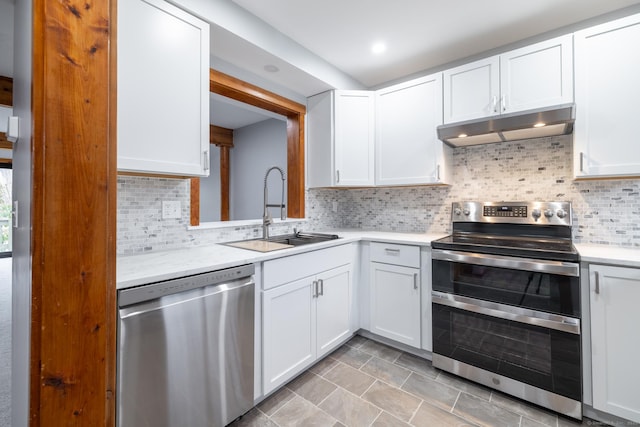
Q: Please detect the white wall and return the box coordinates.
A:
[230,118,287,221]
[11,0,32,424]
[0,0,14,77]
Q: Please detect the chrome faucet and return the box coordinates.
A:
[263,166,286,239]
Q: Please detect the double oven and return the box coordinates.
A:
[431,202,582,419]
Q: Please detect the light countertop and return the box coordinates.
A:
[117,231,640,290]
[574,243,640,268]
[117,230,447,290]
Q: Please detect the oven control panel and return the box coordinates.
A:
[451,201,572,225]
[483,205,527,218]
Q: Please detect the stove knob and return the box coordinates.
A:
[531,209,541,219]
[556,209,567,219]
[454,208,462,216]
[463,208,471,216]
[544,209,554,218]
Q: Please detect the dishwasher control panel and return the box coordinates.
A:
[118,263,255,307]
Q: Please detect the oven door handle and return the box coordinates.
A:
[432,291,581,334]
[431,249,579,277]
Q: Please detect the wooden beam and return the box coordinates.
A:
[0,132,11,149]
[0,76,12,106]
[210,125,233,148]
[210,69,306,116]
[287,113,305,218]
[30,0,116,424]
[220,146,230,221]
[190,178,200,226]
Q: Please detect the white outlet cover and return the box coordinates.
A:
[162,200,181,219]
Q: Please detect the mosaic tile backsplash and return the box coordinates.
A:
[117,135,640,254]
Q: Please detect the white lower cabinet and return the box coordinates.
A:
[262,246,354,394]
[369,243,421,348]
[589,264,640,423]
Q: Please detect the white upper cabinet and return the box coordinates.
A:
[574,13,640,178]
[443,34,573,124]
[376,73,451,186]
[500,35,573,113]
[307,90,375,187]
[118,0,210,177]
[444,56,500,123]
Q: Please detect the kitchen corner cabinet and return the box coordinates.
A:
[262,245,354,394]
[307,90,375,187]
[117,0,210,177]
[375,73,451,185]
[588,264,640,424]
[369,243,421,348]
[443,34,573,124]
[573,14,640,179]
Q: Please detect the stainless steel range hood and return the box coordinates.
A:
[437,103,575,147]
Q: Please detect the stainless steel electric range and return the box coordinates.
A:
[431,201,582,419]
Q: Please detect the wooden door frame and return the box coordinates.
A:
[29,0,117,424]
[190,70,306,225]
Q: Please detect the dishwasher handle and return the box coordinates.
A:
[118,264,255,308]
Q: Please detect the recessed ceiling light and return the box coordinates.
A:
[263,64,279,73]
[371,42,387,55]
[533,122,546,128]
[458,133,468,138]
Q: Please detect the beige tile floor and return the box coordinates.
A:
[230,335,600,427]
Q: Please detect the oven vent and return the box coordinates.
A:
[437,104,575,147]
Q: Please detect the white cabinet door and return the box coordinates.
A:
[316,264,352,358]
[443,56,500,123]
[500,35,573,114]
[118,0,210,176]
[307,90,374,187]
[444,35,573,124]
[376,74,449,185]
[589,264,640,424]
[370,262,421,348]
[263,277,315,394]
[334,91,375,186]
[574,14,640,178]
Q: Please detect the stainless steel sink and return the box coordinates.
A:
[267,232,340,246]
[223,232,340,252]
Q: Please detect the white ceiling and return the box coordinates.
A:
[227,0,640,88]
[210,93,285,129]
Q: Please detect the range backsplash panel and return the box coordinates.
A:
[117,135,640,254]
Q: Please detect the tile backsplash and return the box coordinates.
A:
[117,135,640,254]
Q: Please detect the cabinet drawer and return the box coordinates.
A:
[263,243,354,290]
[370,242,420,268]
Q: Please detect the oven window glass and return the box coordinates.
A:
[433,304,581,401]
[432,260,580,317]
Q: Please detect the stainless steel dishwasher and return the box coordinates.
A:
[117,264,255,427]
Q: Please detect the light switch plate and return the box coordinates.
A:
[162,200,181,219]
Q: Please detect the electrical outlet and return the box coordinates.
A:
[162,200,181,219]
[332,201,338,212]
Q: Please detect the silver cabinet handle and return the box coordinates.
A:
[491,95,497,113]
[336,170,340,183]
[594,271,600,294]
[501,94,506,112]
[203,150,210,171]
[579,152,584,172]
[436,164,441,181]
[312,280,318,298]
[413,273,418,290]
[319,279,324,296]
